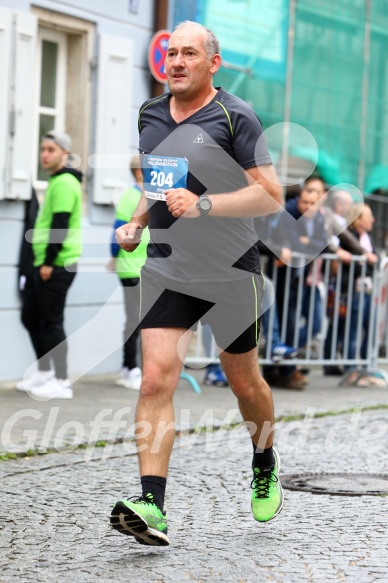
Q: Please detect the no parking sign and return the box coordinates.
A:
[148,29,171,84]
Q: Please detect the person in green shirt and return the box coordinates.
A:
[109,154,149,390]
[17,130,82,399]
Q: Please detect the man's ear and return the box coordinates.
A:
[210,54,222,75]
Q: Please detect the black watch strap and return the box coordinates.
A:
[196,195,212,216]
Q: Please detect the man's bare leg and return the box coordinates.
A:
[220,348,283,522]
[136,327,192,477]
[220,348,274,449]
[110,326,191,545]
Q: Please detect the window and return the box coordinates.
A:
[33,28,67,189]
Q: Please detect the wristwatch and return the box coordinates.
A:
[196,195,212,216]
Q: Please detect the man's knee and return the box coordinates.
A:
[230,371,268,400]
[140,364,176,400]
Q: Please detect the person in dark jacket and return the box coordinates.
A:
[254,215,298,360]
[322,188,367,375]
[18,188,39,295]
[271,179,329,389]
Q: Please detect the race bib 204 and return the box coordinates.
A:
[143,155,189,201]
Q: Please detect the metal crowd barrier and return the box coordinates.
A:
[184,253,388,383]
[373,256,388,366]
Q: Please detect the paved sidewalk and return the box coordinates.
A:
[1,368,387,455]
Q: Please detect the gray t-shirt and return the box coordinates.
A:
[139,88,272,282]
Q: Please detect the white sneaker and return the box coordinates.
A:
[116,367,129,386]
[29,377,73,400]
[15,370,54,392]
[121,367,142,390]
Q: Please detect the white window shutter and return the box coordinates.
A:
[8,12,37,200]
[0,7,12,201]
[93,34,134,204]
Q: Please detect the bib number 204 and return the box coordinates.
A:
[150,170,174,188]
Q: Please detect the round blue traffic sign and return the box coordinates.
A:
[148,29,171,84]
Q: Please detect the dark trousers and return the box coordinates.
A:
[121,277,141,370]
[275,271,321,377]
[324,292,372,369]
[21,266,76,379]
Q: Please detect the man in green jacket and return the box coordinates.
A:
[109,155,149,390]
[16,130,82,399]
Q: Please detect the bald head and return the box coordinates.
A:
[331,190,353,218]
[173,21,220,58]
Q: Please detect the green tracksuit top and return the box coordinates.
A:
[32,170,82,267]
[115,185,149,279]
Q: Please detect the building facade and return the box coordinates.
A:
[0,0,156,381]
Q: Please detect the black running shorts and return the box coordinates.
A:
[139,268,264,354]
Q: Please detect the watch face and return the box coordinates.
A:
[200,197,211,211]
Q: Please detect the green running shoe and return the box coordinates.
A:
[251,447,283,522]
[110,493,169,546]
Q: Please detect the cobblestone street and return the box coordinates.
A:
[1,408,387,582]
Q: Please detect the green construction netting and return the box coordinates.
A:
[171,0,388,192]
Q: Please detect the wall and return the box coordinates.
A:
[0,0,155,381]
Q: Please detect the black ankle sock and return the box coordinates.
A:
[252,444,275,469]
[141,475,167,511]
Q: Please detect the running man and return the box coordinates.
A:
[111,21,283,546]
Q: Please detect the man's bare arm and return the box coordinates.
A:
[165,164,282,219]
[116,190,149,252]
[128,190,149,228]
[210,165,282,217]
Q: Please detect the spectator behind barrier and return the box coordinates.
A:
[254,215,299,376]
[322,188,367,375]
[108,154,150,391]
[340,204,384,386]
[270,178,329,390]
